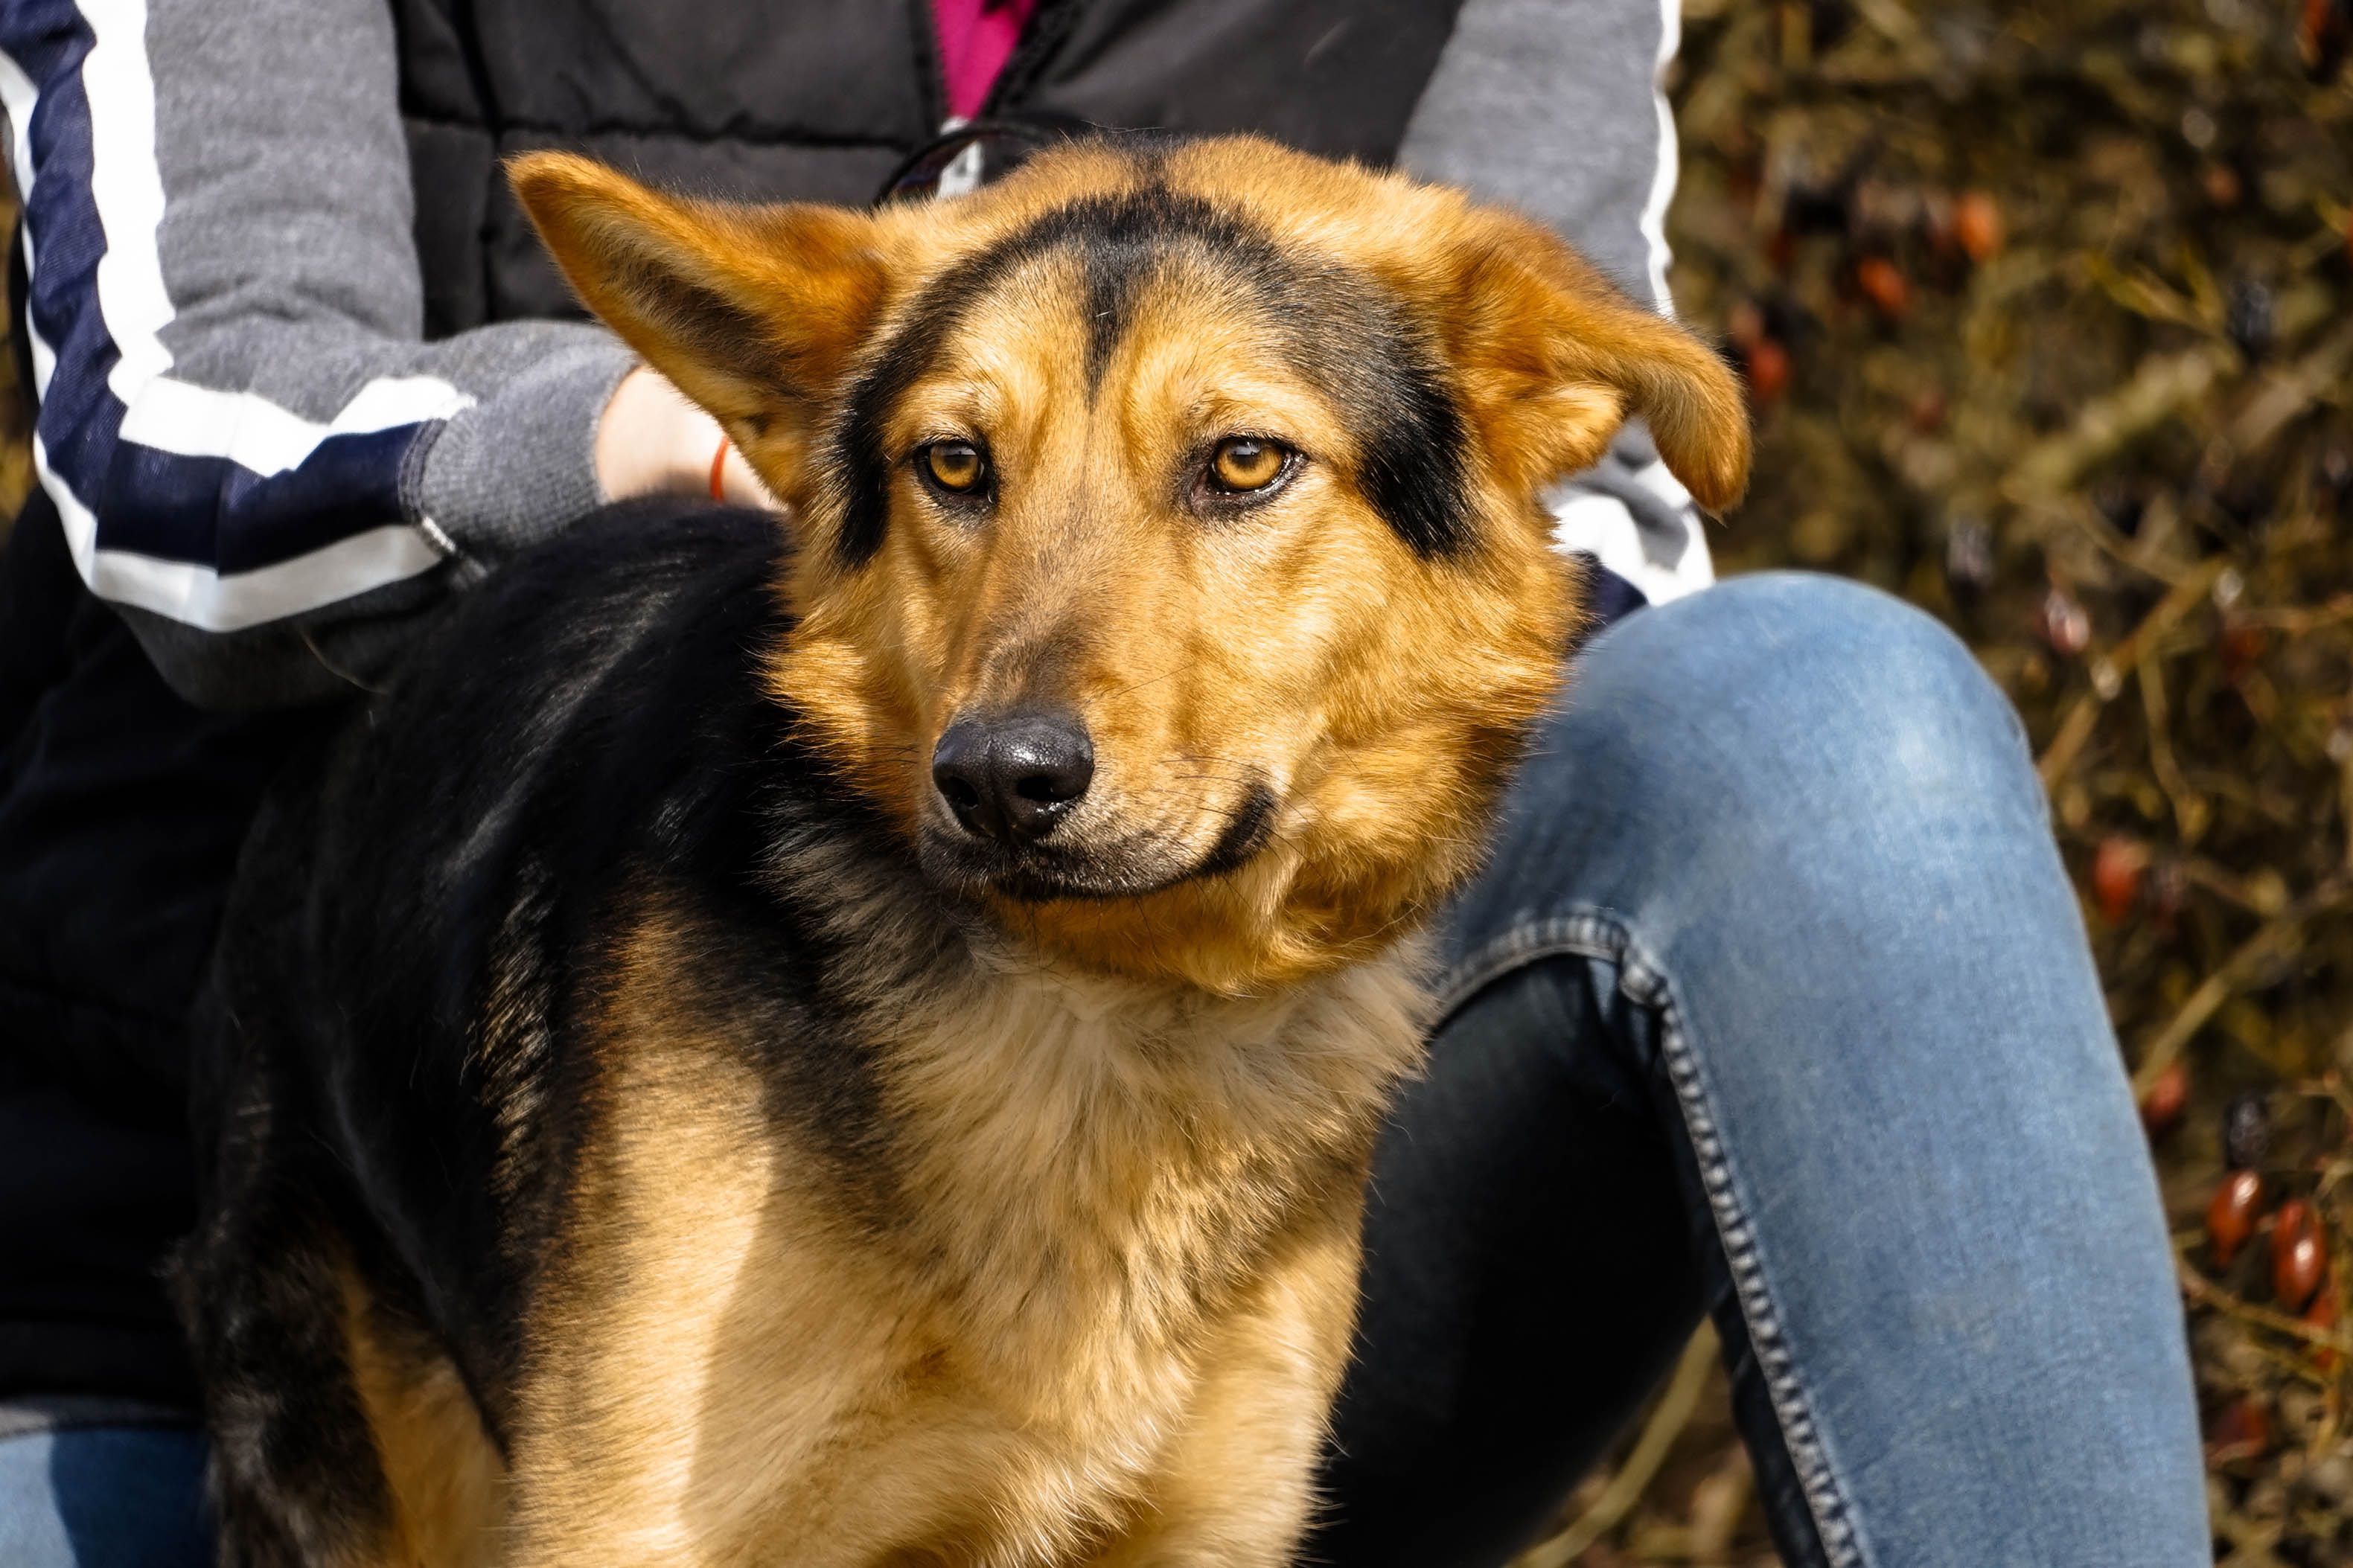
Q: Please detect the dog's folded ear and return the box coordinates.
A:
[1438,210,1752,513]
[508,153,884,480]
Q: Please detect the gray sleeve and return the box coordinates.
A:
[1399,0,1715,604]
[1399,0,1679,310]
[1,0,639,708]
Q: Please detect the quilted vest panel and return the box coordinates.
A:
[392,0,1467,335]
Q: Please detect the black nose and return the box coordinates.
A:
[931,712,1096,844]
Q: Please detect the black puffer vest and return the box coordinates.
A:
[396,0,1469,334]
[1,0,1468,1409]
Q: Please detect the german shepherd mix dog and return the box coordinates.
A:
[175,136,1748,1567]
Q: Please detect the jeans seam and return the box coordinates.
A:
[1431,912,1624,1023]
[1435,909,1873,1568]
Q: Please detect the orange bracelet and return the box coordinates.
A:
[709,437,730,502]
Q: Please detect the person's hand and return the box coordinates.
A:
[595,365,779,509]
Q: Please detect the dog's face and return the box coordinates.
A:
[514,138,1747,992]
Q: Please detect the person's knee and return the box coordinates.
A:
[1559,571,2042,850]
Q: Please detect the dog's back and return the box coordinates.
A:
[183,505,885,1551]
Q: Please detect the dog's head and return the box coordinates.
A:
[513,136,1747,993]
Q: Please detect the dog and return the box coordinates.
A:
[173,133,1748,1567]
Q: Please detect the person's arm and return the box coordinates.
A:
[0,0,746,709]
[1400,0,1718,611]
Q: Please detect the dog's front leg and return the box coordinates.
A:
[494,1035,925,1568]
[1085,1217,1364,1568]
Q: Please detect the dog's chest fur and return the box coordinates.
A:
[509,885,1429,1563]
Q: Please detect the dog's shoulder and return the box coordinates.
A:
[383,505,789,846]
[207,503,893,1372]
[249,500,803,969]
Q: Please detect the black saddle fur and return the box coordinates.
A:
[174,499,909,1556]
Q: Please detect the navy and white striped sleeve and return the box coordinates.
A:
[0,0,636,705]
[1401,0,1716,625]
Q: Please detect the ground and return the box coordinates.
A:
[1,3,2348,1561]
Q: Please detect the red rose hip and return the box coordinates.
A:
[2139,1059,2188,1137]
[2208,1170,2264,1266]
[2273,1200,2327,1311]
[2092,837,2145,925]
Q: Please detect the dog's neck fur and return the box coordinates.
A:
[773,821,1434,1393]
[888,938,1427,1373]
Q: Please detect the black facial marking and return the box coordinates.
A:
[1331,330,1473,557]
[1068,188,1293,388]
[1190,781,1280,882]
[831,179,1283,564]
[615,252,779,388]
[827,155,1475,564]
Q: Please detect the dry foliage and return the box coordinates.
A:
[1519,0,2353,1562]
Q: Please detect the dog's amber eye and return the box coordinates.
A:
[1207,437,1287,493]
[923,440,987,493]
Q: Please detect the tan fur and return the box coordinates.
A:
[502,898,1424,1567]
[336,1268,508,1568]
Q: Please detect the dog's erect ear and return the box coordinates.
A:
[508,153,884,466]
[1439,211,1752,512]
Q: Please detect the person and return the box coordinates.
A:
[0,1,2208,1564]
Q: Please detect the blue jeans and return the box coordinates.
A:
[2,574,2206,1567]
[1310,573,2208,1566]
[0,1421,209,1568]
